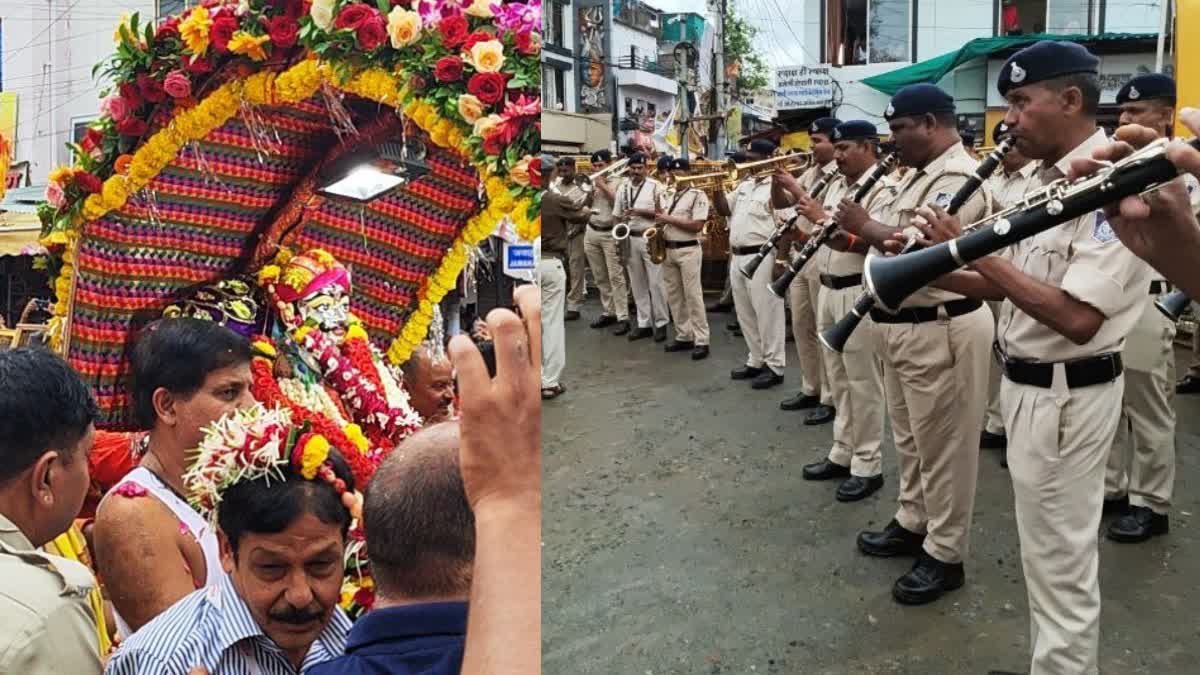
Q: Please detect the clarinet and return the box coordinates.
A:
[768,153,897,298]
[738,169,842,279]
[862,136,1200,313]
[820,139,1014,353]
[1155,289,1191,321]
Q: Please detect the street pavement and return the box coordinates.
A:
[544,297,1200,674]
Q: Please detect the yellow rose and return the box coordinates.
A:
[48,166,72,186]
[473,113,504,139]
[465,40,506,73]
[456,94,485,124]
[387,8,421,49]
[311,0,336,31]
[465,0,494,18]
[228,32,270,61]
[179,6,212,55]
[509,155,534,187]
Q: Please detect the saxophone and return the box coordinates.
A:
[645,181,668,264]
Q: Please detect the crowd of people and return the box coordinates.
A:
[545,38,1200,675]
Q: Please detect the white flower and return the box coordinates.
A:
[311,0,336,31]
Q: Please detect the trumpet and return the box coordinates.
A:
[671,170,734,192]
[862,136,1200,313]
[819,139,1014,353]
[739,168,842,279]
[578,158,630,192]
[732,152,812,182]
[1155,289,1191,321]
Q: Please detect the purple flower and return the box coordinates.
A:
[417,0,467,26]
[491,0,541,35]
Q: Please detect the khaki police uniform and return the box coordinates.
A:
[789,160,837,405]
[996,130,1152,675]
[1104,173,1200,514]
[874,142,994,565]
[983,159,1039,436]
[614,176,670,330]
[0,514,103,675]
[660,187,712,346]
[583,180,629,322]
[813,167,891,476]
[558,178,590,314]
[729,176,789,374]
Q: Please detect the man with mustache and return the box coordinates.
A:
[401,344,457,424]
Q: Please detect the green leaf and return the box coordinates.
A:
[376,0,391,15]
[130,13,139,38]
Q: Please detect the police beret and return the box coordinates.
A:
[809,117,841,136]
[832,120,878,141]
[656,155,675,170]
[671,158,691,171]
[885,84,955,121]
[749,139,778,155]
[960,129,976,145]
[992,120,1011,142]
[729,151,748,163]
[556,156,576,167]
[1116,73,1176,105]
[628,152,647,165]
[997,40,1099,97]
[590,149,613,163]
[540,155,556,174]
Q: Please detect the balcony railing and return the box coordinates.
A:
[616,55,673,78]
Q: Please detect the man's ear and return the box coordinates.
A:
[29,451,59,509]
[152,387,177,427]
[218,528,236,574]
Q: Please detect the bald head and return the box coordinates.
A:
[400,346,455,424]
[365,422,474,602]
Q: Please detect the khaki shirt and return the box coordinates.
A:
[728,176,790,248]
[589,183,616,228]
[662,188,710,241]
[792,160,839,236]
[996,130,1152,362]
[987,159,1039,210]
[614,176,665,235]
[0,514,102,675]
[813,164,896,277]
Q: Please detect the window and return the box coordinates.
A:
[996,0,1091,36]
[625,97,633,115]
[646,102,656,119]
[1046,0,1091,34]
[72,117,98,144]
[543,1,566,47]
[825,0,911,66]
[540,64,565,110]
[157,0,188,19]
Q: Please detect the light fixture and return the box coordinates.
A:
[318,164,407,202]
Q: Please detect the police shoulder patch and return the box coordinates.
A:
[933,192,953,209]
[1092,210,1116,244]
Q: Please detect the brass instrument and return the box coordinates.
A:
[671,170,733,192]
[645,226,667,264]
[612,222,631,240]
[1156,289,1191,321]
[731,152,813,182]
[578,157,630,192]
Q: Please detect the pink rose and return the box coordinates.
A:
[163,70,192,99]
[45,182,66,208]
[100,95,129,122]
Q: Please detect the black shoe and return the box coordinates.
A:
[628,327,653,341]
[801,458,850,481]
[980,430,1007,449]
[1107,506,1169,543]
[565,310,581,321]
[804,404,836,426]
[837,475,884,502]
[1000,450,1008,469]
[691,345,710,360]
[612,320,631,336]
[707,302,734,313]
[1103,494,1130,516]
[1177,374,1200,394]
[590,315,617,329]
[750,370,783,389]
[892,551,965,605]
[653,326,668,342]
[731,365,764,380]
[731,328,743,337]
[780,392,820,411]
[858,519,925,557]
[664,339,695,352]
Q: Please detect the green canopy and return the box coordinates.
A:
[861,32,1157,96]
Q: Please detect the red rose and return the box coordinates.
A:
[264,15,300,49]
[439,15,469,48]
[482,133,504,155]
[185,55,214,75]
[514,30,539,56]
[529,161,542,188]
[461,30,494,53]
[210,14,239,52]
[73,171,104,194]
[163,70,192,99]
[467,72,507,105]
[81,127,104,153]
[434,56,464,83]
[137,74,167,103]
[156,16,181,39]
[356,15,387,51]
[118,82,143,110]
[335,3,376,30]
[116,116,148,137]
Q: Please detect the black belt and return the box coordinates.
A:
[819,273,862,290]
[589,223,614,232]
[1150,280,1172,294]
[664,240,700,249]
[869,298,982,324]
[995,345,1123,389]
[732,245,763,256]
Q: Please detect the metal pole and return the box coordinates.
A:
[1156,0,1170,71]
[712,0,727,158]
[675,43,693,161]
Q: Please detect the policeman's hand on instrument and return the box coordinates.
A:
[796,192,825,223]
[772,167,800,191]
[628,207,656,218]
[835,198,870,235]
[913,204,962,245]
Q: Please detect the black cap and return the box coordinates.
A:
[885,84,955,121]
[656,155,675,170]
[879,140,897,155]
[992,120,1011,142]
[997,40,1099,97]
[540,155,555,174]
[960,129,976,145]
[832,120,878,142]
[1116,73,1176,105]
[749,139,778,156]
[628,152,647,165]
[809,117,841,137]
[729,151,748,163]
[671,158,691,171]
[557,156,576,167]
[590,149,613,162]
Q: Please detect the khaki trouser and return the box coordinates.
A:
[984,299,1005,435]
[539,257,567,388]
[583,226,628,321]
[1005,374,1124,675]
[878,305,993,564]
[1190,303,1200,377]
[661,243,710,345]
[718,262,733,305]
[1105,295,1177,514]
[731,252,786,373]
[626,235,669,329]
[789,270,832,404]
[566,231,586,311]
[818,284,884,476]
